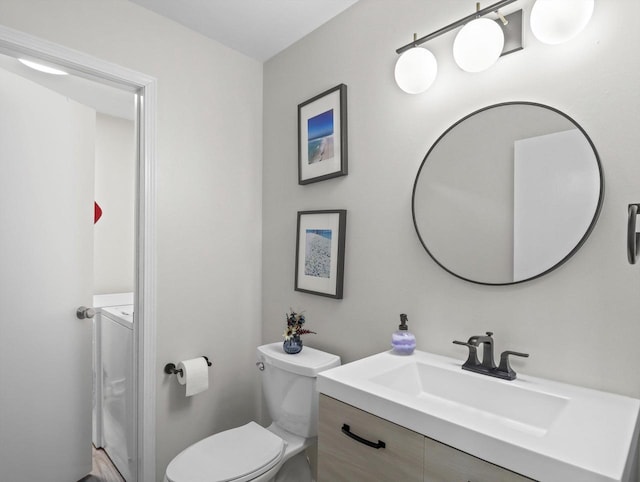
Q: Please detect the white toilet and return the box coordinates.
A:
[164,342,341,482]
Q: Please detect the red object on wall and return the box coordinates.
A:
[94,202,103,224]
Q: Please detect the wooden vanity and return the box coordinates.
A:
[318,394,534,482]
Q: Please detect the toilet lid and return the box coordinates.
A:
[165,422,286,482]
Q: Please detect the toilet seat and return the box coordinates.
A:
[165,422,286,482]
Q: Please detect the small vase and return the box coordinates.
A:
[283,335,303,354]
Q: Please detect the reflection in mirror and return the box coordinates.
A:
[412,102,603,285]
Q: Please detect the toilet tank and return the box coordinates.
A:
[257,342,340,438]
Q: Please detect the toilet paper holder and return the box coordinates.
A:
[164,356,212,376]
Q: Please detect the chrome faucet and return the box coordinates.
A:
[453,331,529,381]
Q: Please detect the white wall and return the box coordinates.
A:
[263,0,640,403]
[94,113,136,294]
[0,1,263,479]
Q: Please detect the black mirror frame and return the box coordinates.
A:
[411,101,604,286]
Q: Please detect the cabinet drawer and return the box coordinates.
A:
[424,436,535,482]
[318,394,424,482]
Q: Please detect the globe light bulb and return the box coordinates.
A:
[394,47,438,94]
[453,18,505,73]
[530,0,595,45]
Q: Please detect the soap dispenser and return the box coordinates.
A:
[391,313,416,355]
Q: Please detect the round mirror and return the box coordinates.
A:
[412,102,603,285]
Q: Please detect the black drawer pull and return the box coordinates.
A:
[341,424,386,449]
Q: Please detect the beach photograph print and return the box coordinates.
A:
[295,210,346,298]
[305,229,332,278]
[297,84,347,184]
[307,109,334,165]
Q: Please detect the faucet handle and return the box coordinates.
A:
[453,340,471,346]
[497,350,530,380]
[453,340,480,367]
[502,350,529,359]
[486,331,494,337]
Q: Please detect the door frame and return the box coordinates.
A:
[0,25,157,482]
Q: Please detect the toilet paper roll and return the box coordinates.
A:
[177,357,209,396]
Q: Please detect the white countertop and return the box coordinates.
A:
[317,349,640,482]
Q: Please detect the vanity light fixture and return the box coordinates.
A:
[530,0,595,45]
[395,0,595,94]
[395,0,519,94]
[453,16,505,73]
[394,35,438,94]
[18,58,68,76]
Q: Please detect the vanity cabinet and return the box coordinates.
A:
[318,393,424,482]
[318,395,534,482]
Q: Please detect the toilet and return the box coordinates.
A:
[164,342,341,482]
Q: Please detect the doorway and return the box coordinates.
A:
[0,25,156,482]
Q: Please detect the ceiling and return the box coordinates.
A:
[128,0,361,62]
[0,1,360,119]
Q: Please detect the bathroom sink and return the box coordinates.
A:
[317,350,640,481]
[369,360,567,436]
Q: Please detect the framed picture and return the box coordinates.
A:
[298,84,348,185]
[295,210,347,299]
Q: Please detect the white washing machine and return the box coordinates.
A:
[101,304,135,482]
[92,293,134,481]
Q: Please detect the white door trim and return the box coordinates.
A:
[0,24,157,482]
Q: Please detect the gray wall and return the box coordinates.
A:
[94,113,136,294]
[0,1,263,479]
[263,0,640,400]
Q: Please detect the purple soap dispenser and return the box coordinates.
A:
[391,313,416,355]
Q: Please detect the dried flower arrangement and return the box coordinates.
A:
[283,309,316,340]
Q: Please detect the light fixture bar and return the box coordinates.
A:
[395,0,518,54]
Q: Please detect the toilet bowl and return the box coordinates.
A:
[164,342,340,482]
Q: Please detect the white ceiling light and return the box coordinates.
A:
[530,0,595,45]
[453,17,505,72]
[394,47,438,95]
[18,58,68,76]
